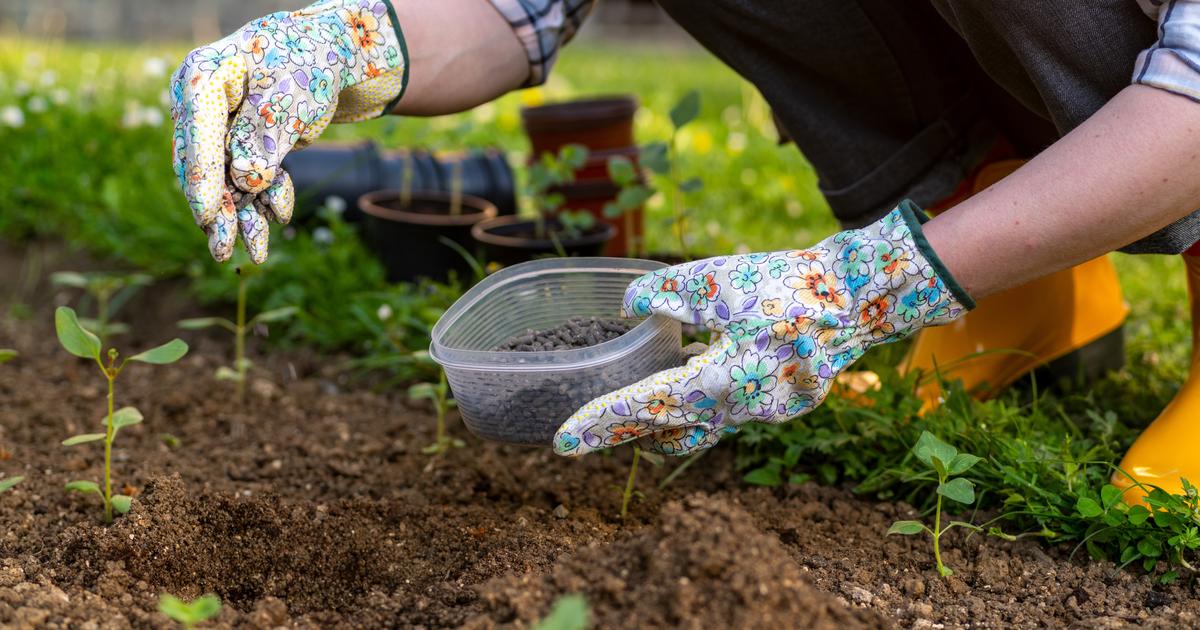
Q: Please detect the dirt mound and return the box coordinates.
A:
[471,494,887,629]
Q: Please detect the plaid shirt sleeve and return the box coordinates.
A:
[487,0,596,86]
[1133,0,1200,102]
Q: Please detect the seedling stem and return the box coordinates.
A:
[620,447,642,520]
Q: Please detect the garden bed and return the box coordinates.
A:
[0,276,1196,628]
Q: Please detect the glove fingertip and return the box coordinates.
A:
[265,170,295,225]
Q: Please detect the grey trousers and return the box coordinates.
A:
[653,0,1200,254]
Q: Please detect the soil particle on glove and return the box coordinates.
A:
[493,316,634,352]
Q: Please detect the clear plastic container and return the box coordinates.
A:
[429,257,683,445]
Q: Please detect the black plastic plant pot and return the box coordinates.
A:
[470,216,617,268]
[358,190,498,283]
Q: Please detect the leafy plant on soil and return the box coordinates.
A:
[603,155,656,257]
[56,306,188,523]
[178,266,296,401]
[642,90,702,260]
[1074,477,1200,582]
[0,349,16,363]
[51,271,152,347]
[527,144,592,241]
[407,358,464,455]
[158,593,221,629]
[531,593,590,630]
[887,431,982,577]
[619,447,664,519]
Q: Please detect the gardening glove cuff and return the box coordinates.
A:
[553,200,973,457]
[170,0,409,264]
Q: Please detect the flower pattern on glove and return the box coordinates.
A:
[553,202,973,457]
[170,0,406,264]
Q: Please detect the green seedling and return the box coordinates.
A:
[642,90,702,260]
[618,446,664,519]
[887,431,982,577]
[527,144,590,240]
[0,349,16,363]
[0,476,23,493]
[446,118,476,216]
[51,271,152,347]
[531,593,590,630]
[408,360,464,455]
[158,593,221,629]
[178,267,296,401]
[603,155,656,257]
[56,306,188,523]
[1075,476,1200,578]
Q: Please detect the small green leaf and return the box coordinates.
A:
[1127,504,1151,525]
[677,177,703,193]
[606,156,636,185]
[531,593,588,630]
[251,306,299,325]
[1076,497,1103,518]
[1119,544,1140,564]
[930,455,948,478]
[937,477,976,504]
[55,307,101,360]
[159,593,223,626]
[111,407,144,430]
[913,431,957,470]
[160,433,182,448]
[62,433,106,446]
[640,142,670,175]
[616,186,654,209]
[111,494,132,514]
[669,90,700,129]
[1100,484,1123,509]
[50,271,89,289]
[0,476,23,492]
[947,453,982,475]
[639,450,665,467]
[0,349,16,364]
[743,465,782,486]
[177,317,236,331]
[1138,538,1162,558]
[127,339,188,364]
[215,366,243,381]
[408,382,437,402]
[602,203,623,219]
[887,520,926,536]
[65,480,100,494]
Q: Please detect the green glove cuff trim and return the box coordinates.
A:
[896,199,976,310]
[380,0,410,117]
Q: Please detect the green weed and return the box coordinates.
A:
[531,593,590,630]
[407,360,464,455]
[158,593,221,629]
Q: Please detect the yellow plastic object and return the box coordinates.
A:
[900,160,1129,407]
[1114,255,1200,503]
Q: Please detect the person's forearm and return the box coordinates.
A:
[926,85,1200,299]
[388,0,528,116]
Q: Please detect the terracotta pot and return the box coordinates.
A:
[471,215,616,267]
[358,190,497,283]
[521,96,638,156]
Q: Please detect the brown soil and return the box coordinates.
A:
[1,242,1198,628]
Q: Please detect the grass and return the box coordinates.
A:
[0,36,1196,573]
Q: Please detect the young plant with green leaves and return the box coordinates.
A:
[618,446,663,519]
[51,271,152,347]
[887,431,983,577]
[603,155,656,257]
[527,144,591,240]
[641,90,702,260]
[56,306,188,523]
[178,267,296,401]
[1074,477,1200,582]
[407,360,464,455]
[158,593,221,629]
[531,593,590,630]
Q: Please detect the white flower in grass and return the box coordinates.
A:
[0,106,24,128]
[23,52,42,68]
[141,107,163,126]
[50,88,69,105]
[39,70,57,87]
[313,227,334,245]
[377,304,393,321]
[13,81,30,96]
[324,196,346,214]
[26,96,47,113]
[143,57,168,78]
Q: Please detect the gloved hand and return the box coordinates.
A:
[169,0,408,263]
[553,201,975,456]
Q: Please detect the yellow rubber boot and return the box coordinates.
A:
[901,161,1130,406]
[1115,254,1200,503]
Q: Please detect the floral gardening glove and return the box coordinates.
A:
[170,0,408,264]
[553,200,975,457]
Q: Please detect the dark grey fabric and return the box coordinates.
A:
[652,0,1200,254]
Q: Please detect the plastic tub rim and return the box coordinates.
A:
[430,257,669,372]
